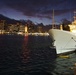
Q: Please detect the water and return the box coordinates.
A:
[0,35,76,75]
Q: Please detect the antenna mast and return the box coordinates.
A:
[74,11,76,21]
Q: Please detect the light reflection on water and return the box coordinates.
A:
[21,36,30,63]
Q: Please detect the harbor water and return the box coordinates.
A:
[0,34,76,75]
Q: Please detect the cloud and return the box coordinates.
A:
[1,0,76,19]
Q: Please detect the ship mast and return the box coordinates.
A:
[52,9,55,28]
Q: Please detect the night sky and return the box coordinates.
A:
[0,0,76,25]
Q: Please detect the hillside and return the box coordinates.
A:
[0,14,20,24]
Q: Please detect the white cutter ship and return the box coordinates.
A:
[49,12,76,54]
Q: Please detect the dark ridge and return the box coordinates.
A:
[0,14,20,24]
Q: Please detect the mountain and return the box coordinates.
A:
[0,14,20,24]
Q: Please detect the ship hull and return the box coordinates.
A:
[49,29,76,54]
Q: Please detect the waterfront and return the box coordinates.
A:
[0,35,76,75]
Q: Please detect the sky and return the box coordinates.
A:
[0,0,76,25]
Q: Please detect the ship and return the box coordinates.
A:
[49,12,76,54]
